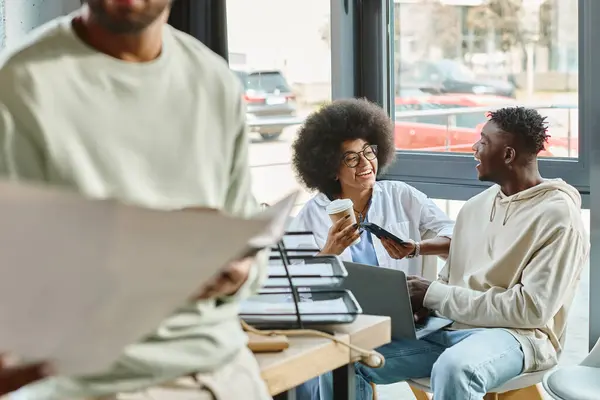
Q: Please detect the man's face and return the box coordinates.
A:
[472,120,513,183]
[85,0,172,34]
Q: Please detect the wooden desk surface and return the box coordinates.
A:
[258,333,350,396]
[321,315,392,361]
[255,315,391,396]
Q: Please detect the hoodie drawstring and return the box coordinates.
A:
[503,196,515,226]
[489,192,516,226]
[490,192,500,222]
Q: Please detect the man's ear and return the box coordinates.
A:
[504,146,516,165]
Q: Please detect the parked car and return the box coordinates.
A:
[394,93,578,158]
[399,59,516,98]
[233,69,301,141]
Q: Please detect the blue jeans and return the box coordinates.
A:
[298,328,524,400]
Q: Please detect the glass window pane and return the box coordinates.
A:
[392,0,578,159]
[241,71,293,93]
[227,0,330,207]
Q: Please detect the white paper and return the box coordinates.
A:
[268,263,334,277]
[281,233,319,250]
[269,232,320,257]
[0,181,298,375]
[265,262,336,288]
[240,297,350,322]
[248,191,298,249]
[240,298,349,315]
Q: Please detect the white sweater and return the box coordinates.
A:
[424,179,589,372]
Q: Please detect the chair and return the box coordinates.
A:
[406,372,547,400]
[543,338,600,399]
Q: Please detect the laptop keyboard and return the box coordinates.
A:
[415,324,426,331]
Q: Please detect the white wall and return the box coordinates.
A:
[226,0,330,84]
[3,0,80,47]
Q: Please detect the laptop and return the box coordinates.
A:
[342,262,453,340]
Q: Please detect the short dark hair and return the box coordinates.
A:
[488,106,550,155]
[292,98,395,197]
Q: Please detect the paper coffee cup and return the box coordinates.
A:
[326,199,361,245]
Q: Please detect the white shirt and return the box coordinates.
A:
[289,180,455,276]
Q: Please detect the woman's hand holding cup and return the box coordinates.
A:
[320,198,362,255]
[320,215,361,256]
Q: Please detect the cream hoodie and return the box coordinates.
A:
[424,179,589,372]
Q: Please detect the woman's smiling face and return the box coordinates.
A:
[337,139,378,192]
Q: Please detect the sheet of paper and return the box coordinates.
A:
[240,298,349,315]
[267,263,334,276]
[265,260,338,287]
[241,296,353,323]
[269,232,320,258]
[248,191,298,249]
[281,233,319,250]
[0,181,298,375]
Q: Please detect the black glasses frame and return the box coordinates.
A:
[342,145,378,168]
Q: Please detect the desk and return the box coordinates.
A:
[256,315,391,400]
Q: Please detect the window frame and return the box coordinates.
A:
[385,0,589,204]
[584,0,600,353]
[333,0,589,205]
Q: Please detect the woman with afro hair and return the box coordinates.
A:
[289,98,455,400]
[290,98,454,275]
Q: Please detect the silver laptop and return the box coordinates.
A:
[342,262,453,340]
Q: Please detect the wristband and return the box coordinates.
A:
[406,240,420,258]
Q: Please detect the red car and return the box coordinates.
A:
[394,93,578,158]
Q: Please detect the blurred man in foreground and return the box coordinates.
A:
[0,0,269,398]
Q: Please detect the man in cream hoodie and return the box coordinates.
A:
[349,107,588,400]
[0,1,269,399]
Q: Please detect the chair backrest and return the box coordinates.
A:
[581,336,600,367]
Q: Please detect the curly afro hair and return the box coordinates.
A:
[292,98,395,198]
[488,106,550,155]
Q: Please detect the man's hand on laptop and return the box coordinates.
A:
[413,307,430,324]
[407,275,432,314]
[194,257,253,300]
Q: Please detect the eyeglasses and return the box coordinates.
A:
[342,145,378,168]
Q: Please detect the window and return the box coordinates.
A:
[226,0,330,211]
[236,70,292,93]
[382,0,586,201]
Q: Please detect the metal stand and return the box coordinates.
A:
[250,232,361,400]
[275,237,304,329]
[274,388,297,400]
[332,363,356,400]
